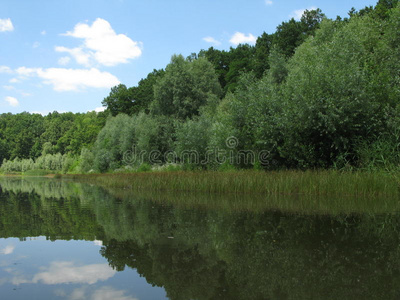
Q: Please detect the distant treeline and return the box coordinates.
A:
[1,0,400,173]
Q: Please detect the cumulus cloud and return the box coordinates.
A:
[0,245,15,254]
[11,67,119,91]
[265,0,273,5]
[4,96,19,107]
[291,6,317,20]
[0,18,14,32]
[55,46,91,67]
[37,68,120,91]
[32,261,116,285]
[57,18,142,67]
[203,36,221,46]
[229,32,257,45]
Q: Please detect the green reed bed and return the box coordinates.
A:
[70,170,400,198]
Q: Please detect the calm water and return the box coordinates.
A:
[0,178,400,299]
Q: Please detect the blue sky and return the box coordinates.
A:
[0,0,377,115]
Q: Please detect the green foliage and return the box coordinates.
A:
[92,114,136,172]
[174,116,212,167]
[101,84,134,116]
[277,10,400,167]
[1,1,399,173]
[136,162,152,172]
[79,148,95,173]
[151,54,222,120]
[1,153,76,174]
[130,69,165,114]
[218,161,237,172]
[274,9,325,57]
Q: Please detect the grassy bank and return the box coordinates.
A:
[69,170,400,198]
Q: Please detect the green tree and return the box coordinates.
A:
[151,55,222,120]
[102,84,135,116]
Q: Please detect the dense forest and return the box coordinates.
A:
[1,0,399,173]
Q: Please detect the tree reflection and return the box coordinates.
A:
[1,178,400,299]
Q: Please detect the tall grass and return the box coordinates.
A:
[70,170,400,198]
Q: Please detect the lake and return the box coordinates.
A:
[0,177,399,299]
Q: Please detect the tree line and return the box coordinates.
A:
[1,0,399,173]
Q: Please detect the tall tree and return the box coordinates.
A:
[102,84,135,116]
[151,55,222,120]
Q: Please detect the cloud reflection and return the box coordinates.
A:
[32,261,116,285]
[0,245,15,255]
[56,286,138,300]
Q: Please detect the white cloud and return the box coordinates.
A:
[0,66,12,73]
[5,96,19,107]
[0,245,15,254]
[55,46,91,67]
[16,67,38,77]
[203,36,221,46]
[229,32,257,45]
[57,287,138,300]
[3,85,15,90]
[69,287,87,300]
[265,0,273,5]
[8,66,118,91]
[33,42,40,48]
[11,275,30,285]
[41,30,46,35]
[0,18,14,32]
[58,18,142,67]
[36,68,120,91]
[91,287,138,300]
[32,261,116,285]
[93,107,105,113]
[291,6,317,20]
[58,56,71,66]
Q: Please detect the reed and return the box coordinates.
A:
[68,170,400,198]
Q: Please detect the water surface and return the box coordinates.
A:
[0,177,399,299]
